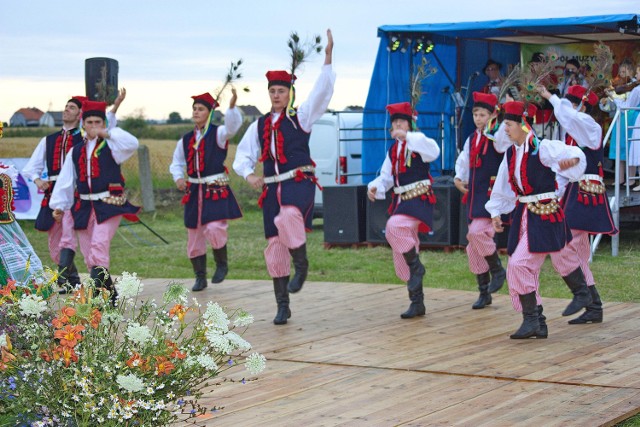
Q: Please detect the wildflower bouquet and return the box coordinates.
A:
[0,271,265,426]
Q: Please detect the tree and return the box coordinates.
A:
[167,112,183,124]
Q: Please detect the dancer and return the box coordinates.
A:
[368,102,440,319]
[169,89,243,291]
[233,29,335,325]
[486,101,589,339]
[454,92,509,309]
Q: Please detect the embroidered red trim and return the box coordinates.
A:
[260,113,287,163]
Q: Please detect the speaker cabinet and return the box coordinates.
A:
[459,198,469,246]
[366,190,393,244]
[419,180,460,246]
[323,185,367,244]
[85,57,119,104]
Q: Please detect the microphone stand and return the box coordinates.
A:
[430,50,459,175]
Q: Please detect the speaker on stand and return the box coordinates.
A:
[419,176,460,246]
[323,185,367,244]
[85,57,119,104]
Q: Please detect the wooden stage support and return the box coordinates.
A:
[137,279,640,426]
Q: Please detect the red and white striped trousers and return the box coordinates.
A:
[77,211,121,270]
[550,229,595,286]
[47,210,77,264]
[264,205,306,278]
[385,214,421,282]
[465,218,497,274]
[186,184,229,258]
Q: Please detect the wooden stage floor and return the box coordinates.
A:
[139,279,640,427]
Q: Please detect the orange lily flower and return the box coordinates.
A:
[40,350,52,362]
[54,324,85,348]
[53,345,79,367]
[126,352,144,369]
[154,356,175,376]
[90,308,102,329]
[168,304,188,322]
[0,280,17,297]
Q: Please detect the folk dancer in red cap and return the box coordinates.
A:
[367,102,440,319]
[537,84,618,324]
[23,91,127,292]
[454,92,511,309]
[486,100,588,339]
[50,100,140,301]
[170,90,243,292]
[233,29,335,325]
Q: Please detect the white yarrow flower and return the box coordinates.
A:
[0,333,7,348]
[18,294,48,318]
[203,302,229,332]
[196,354,218,371]
[226,331,251,351]
[244,353,266,375]
[116,271,144,300]
[204,330,233,354]
[116,374,145,393]
[126,323,152,346]
[233,310,254,327]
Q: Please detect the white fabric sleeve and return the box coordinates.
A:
[484,157,517,218]
[549,95,602,150]
[106,111,117,130]
[492,122,512,153]
[539,139,586,182]
[405,131,440,163]
[454,137,471,182]
[232,120,260,179]
[49,152,76,211]
[107,127,139,164]
[169,139,186,182]
[297,64,336,132]
[217,106,243,148]
[22,137,47,181]
[367,155,394,200]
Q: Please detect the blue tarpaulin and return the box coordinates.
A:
[362,13,640,182]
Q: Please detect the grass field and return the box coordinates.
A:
[5,135,640,426]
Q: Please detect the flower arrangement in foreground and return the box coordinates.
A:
[0,270,266,426]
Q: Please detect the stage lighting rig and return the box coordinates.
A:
[388,34,401,52]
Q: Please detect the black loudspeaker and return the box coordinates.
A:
[366,190,393,244]
[459,198,469,246]
[323,185,367,243]
[419,178,460,246]
[85,57,119,104]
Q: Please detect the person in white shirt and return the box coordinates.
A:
[50,100,139,302]
[233,29,335,325]
[169,90,243,292]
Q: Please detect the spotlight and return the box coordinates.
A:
[400,37,412,54]
[424,40,435,54]
[413,37,425,55]
[387,34,401,52]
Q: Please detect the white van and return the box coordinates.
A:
[309,111,363,217]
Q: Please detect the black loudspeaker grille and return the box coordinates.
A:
[85,57,119,104]
[419,181,460,246]
[323,186,367,243]
[366,191,392,244]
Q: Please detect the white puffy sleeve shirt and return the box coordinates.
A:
[233,64,336,179]
[49,127,139,211]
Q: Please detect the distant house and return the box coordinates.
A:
[39,111,63,127]
[238,105,262,123]
[10,107,45,127]
[211,110,225,125]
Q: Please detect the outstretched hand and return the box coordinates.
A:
[324,29,333,65]
[230,88,238,109]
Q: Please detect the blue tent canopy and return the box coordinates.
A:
[362,14,640,182]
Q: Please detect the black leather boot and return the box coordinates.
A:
[287,244,308,293]
[401,288,426,319]
[190,255,208,292]
[402,248,425,293]
[510,292,541,339]
[273,276,291,325]
[561,267,593,316]
[91,266,117,306]
[568,285,603,324]
[472,272,492,309]
[57,248,76,294]
[485,252,506,293]
[211,245,228,284]
[537,305,548,338]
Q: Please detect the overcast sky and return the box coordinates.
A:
[1,0,637,123]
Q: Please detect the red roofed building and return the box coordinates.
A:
[10,107,45,127]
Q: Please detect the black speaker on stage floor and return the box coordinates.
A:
[323,185,367,244]
[85,57,119,104]
[419,178,461,246]
[366,190,393,244]
[459,198,469,246]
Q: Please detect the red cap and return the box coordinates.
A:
[68,96,88,109]
[566,85,598,107]
[386,102,415,123]
[472,92,497,112]
[266,70,296,88]
[81,100,107,120]
[502,101,537,122]
[191,92,218,110]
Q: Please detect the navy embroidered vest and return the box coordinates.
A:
[45,129,83,177]
[182,125,226,177]
[467,131,503,219]
[258,113,311,176]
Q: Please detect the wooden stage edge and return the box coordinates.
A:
[135,279,640,427]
